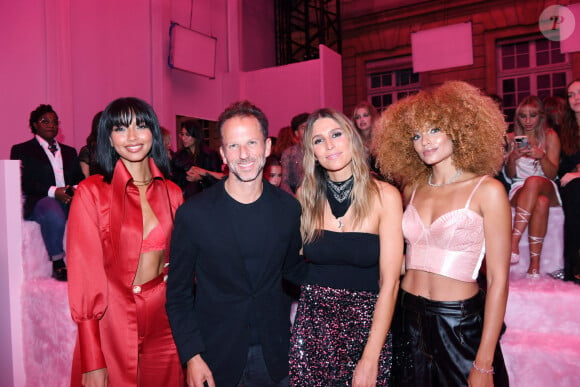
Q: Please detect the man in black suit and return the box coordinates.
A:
[166,101,306,386]
[10,104,84,281]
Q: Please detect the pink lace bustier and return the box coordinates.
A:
[402,176,487,282]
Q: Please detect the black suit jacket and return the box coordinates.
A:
[166,179,306,387]
[10,138,85,218]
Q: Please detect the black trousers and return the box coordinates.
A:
[392,289,509,387]
[561,179,580,280]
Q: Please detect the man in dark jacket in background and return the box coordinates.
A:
[10,104,84,281]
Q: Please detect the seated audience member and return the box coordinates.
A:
[560,79,580,283]
[265,156,283,187]
[281,112,310,194]
[79,111,102,177]
[10,104,84,281]
[171,119,224,199]
[543,95,567,135]
[352,101,379,150]
[505,96,561,277]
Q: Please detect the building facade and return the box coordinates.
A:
[341,0,580,120]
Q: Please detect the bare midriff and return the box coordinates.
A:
[401,269,479,301]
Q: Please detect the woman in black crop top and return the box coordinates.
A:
[375,81,510,386]
[289,108,404,386]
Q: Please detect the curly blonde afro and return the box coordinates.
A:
[374,80,507,187]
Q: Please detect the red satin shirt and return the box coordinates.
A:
[67,159,183,385]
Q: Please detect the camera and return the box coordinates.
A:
[514,135,529,149]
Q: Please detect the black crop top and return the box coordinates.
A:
[303,230,380,292]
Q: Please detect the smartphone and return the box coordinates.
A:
[65,186,74,197]
[514,135,529,149]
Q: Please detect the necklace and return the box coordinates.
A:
[326,175,354,229]
[427,169,462,187]
[133,177,153,186]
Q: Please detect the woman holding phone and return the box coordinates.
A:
[505,96,561,277]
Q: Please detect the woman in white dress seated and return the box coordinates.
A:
[505,96,561,277]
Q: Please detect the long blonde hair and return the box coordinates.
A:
[352,101,379,128]
[299,108,378,243]
[514,95,547,147]
[352,100,379,148]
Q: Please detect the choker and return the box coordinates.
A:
[326,175,354,229]
[427,169,462,187]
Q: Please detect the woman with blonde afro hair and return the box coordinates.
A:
[375,81,511,386]
[375,81,506,185]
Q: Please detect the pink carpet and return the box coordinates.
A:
[21,221,75,387]
[501,273,580,386]
[22,279,75,387]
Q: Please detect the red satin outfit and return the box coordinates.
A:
[67,159,185,386]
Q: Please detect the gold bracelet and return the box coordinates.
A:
[472,361,494,374]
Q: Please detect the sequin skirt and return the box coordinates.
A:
[289,284,392,386]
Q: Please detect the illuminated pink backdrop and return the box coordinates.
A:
[0,1,342,385]
[0,0,342,160]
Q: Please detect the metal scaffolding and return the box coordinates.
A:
[275,0,341,65]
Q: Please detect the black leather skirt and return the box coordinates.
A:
[392,289,509,386]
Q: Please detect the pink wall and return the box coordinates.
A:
[320,45,344,113]
[243,45,343,134]
[0,0,341,159]
[0,1,53,156]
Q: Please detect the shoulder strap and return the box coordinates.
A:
[409,186,418,205]
[465,175,488,208]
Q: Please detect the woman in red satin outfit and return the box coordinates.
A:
[67,97,185,386]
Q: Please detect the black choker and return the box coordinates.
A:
[326,175,354,229]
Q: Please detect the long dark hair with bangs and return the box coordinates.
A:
[96,97,171,183]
